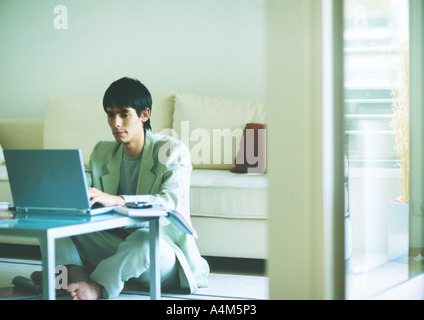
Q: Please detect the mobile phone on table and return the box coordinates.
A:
[126,201,153,209]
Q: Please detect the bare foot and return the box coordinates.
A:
[30,271,42,284]
[66,265,103,300]
[30,265,103,300]
[66,281,102,300]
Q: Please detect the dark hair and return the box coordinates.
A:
[103,77,152,131]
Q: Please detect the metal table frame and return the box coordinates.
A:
[0,214,161,300]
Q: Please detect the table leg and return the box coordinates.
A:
[39,234,56,300]
[149,219,160,300]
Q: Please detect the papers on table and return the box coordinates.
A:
[114,204,198,238]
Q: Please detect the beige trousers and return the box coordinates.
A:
[54,228,179,298]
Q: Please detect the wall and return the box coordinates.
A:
[0,0,266,118]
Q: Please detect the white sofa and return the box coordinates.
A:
[0,92,268,259]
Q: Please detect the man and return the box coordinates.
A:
[32,77,209,299]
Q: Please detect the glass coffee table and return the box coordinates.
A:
[0,213,161,300]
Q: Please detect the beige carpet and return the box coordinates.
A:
[0,259,268,300]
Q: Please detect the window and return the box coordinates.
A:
[344,0,411,299]
[344,0,409,169]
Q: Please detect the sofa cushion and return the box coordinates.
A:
[190,169,268,219]
[44,97,109,165]
[172,93,266,170]
[44,92,175,165]
[0,119,44,149]
[150,91,175,134]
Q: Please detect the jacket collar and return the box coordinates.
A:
[101,130,157,195]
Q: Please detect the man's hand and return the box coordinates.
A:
[88,187,125,207]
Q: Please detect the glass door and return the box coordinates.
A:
[343,0,412,299]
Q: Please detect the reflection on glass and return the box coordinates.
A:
[344,0,411,299]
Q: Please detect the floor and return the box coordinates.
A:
[346,252,424,300]
[0,244,269,300]
[1,244,422,300]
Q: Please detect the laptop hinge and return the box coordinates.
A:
[14,206,89,215]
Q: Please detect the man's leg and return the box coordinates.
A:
[65,265,103,300]
[66,229,124,299]
[31,237,84,284]
[55,237,84,267]
[83,228,178,299]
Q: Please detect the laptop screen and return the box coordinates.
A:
[4,149,90,211]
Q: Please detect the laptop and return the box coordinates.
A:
[4,149,115,216]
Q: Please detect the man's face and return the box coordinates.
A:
[106,105,144,145]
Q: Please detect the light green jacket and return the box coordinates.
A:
[85,130,209,293]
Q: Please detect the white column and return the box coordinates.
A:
[409,0,424,262]
[267,0,345,299]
